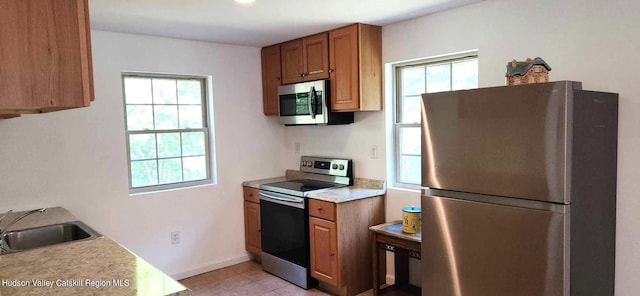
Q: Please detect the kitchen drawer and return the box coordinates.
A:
[243,186,260,203]
[309,199,336,221]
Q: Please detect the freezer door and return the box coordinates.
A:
[421,81,580,203]
[421,194,567,296]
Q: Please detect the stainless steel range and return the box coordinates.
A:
[258,156,352,289]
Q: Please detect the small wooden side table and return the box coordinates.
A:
[369,220,421,296]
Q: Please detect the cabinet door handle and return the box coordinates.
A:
[330,252,335,256]
[328,69,334,73]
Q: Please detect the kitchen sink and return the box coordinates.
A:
[1,221,101,254]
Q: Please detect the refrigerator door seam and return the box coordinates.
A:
[424,188,568,213]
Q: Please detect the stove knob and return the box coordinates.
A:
[301,161,306,167]
[307,162,313,167]
[332,164,338,169]
[339,164,345,170]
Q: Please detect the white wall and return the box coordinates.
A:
[0,30,286,278]
[2,0,639,292]
[284,0,640,294]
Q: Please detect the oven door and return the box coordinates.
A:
[278,80,328,125]
[259,191,310,268]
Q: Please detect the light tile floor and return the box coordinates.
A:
[179,261,335,296]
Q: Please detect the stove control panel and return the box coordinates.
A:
[299,156,352,177]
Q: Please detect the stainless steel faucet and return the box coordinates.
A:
[0,208,46,238]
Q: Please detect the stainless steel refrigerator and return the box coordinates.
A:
[420,81,617,296]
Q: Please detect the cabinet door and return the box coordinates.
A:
[329,24,360,111]
[281,39,304,85]
[0,0,94,114]
[309,217,339,286]
[303,33,329,81]
[261,45,281,115]
[244,201,261,255]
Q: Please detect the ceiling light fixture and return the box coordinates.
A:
[235,0,255,4]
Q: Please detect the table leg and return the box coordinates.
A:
[372,233,380,296]
[394,248,410,288]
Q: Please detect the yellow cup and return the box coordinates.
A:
[402,206,421,234]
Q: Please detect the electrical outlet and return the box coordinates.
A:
[370,145,379,159]
[294,142,300,154]
[171,231,180,244]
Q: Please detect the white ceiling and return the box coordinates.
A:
[89,0,484,47]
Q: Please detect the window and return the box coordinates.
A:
[394,54,478,187]
[122,73,212,193]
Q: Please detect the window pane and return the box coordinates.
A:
[159,158,183,184]
[123,74,210,192]
[401,66,425,97]
[452,59,479,90]
[152,79,177,104]
[179,105,203,128]
[426,64,451,93]
[178,80,202,105]
[401,96,421,124]
[124,77,152,104]
[131,160,158,187]
[399,155,421,184]
[129,134,157,160]
[400,127,421,155]
[154,105,179,129]
[183,156,207,181]
[182,132,205,156]
[126,105,153,131]
[157,133,181,158]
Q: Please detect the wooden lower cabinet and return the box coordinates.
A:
[243,186,261,258]
[309,196,385,296]
[310,216,339,286]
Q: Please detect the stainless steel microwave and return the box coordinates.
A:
[278,80,354,126]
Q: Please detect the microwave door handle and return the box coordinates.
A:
[309,86,316,119]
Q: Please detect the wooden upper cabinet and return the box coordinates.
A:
[0,0,94,116]
[329,24,382,112]
[261,45,281,115]
[302,33,330,81]
[280,33,329,85]
[281,39,305,84]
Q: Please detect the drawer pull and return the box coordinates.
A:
[317,207,323,211]
[330,252,335,256]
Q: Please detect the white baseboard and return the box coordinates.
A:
[386,274,395,285]
[171,254,251,280]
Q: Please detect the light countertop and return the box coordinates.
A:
[241,170,302,189]
[242,172,386,203]
[0,207,189,296]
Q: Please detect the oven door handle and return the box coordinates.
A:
[259,191,305,209]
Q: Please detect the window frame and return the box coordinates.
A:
[392,52,478,189]
[122,72,213,194]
